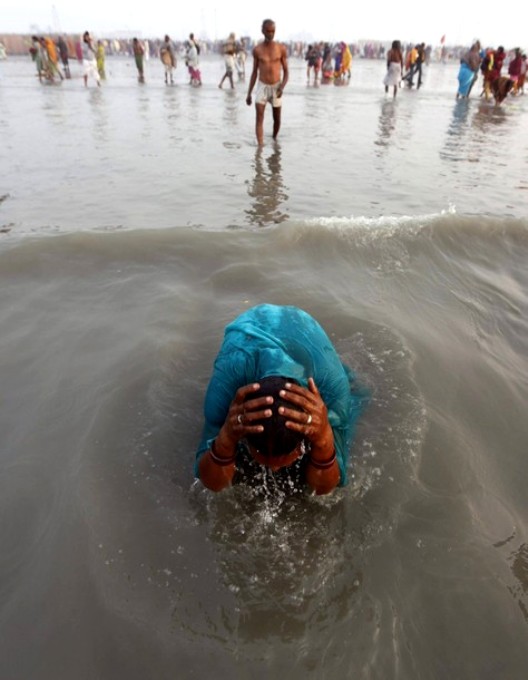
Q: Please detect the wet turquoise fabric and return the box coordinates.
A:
[195,304,367,485]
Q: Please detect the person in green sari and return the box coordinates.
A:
[132,38,145,83]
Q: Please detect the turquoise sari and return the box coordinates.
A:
[195,304,369,485]
[458,62,477,97]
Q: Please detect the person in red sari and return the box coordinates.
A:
[508,49,523,94]
[483,46,509,103]
[489,46,506,81]
[518,54,527,95]
[490,47,513,105]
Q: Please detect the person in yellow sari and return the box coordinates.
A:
[340,43,352,80]
[96,41,106,80]
[45,36,63,80]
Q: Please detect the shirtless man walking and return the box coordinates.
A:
[246,19,289,146]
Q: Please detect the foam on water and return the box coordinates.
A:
[306,204,457,231]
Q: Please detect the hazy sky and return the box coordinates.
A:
[2,1,526,47]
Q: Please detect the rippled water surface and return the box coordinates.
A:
[1,55,528,679]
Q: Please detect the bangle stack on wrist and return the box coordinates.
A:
[308,450,336,470]
[209,440,237,466]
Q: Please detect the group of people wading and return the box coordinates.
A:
[382,41,427,97]
[457,42,526,104]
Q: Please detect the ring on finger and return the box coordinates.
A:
[306,414,313,425]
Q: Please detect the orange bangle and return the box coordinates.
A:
[308,450,336,470]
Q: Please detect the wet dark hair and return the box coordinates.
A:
[262,19,275,30]
[244,376,305,459]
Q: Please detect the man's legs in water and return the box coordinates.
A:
[272,105,281,140]
[255,103,266,145]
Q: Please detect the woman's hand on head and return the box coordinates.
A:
[216,382,273,452]
[276,378,334,453]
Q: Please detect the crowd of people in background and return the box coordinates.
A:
[304,42,352,85]
[217,32,248,88]
[18,30,528,107]
[27,31,207,86]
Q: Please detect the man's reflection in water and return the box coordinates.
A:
[87,87,109,145]
[374,100,397,152]
[245,144,289,227]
